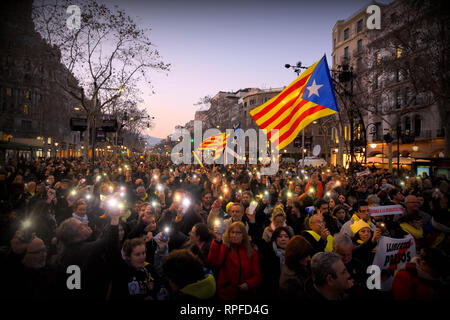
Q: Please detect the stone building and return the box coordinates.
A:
[0,0,81,159]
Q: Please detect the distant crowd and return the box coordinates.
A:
[0,155,449,300]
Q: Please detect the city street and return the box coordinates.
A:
[0,0,449,306]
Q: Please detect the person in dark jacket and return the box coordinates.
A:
[3,236,56,299]
[52,198,123,299]
[187,223,213,267]
[158,194,202,248]
[163,249,216,301]
[108,238,161,300]
[301,214,334,255]
[350,220,382,268]
[279,235,313,299]
[259,226,291,298]
[303,252,354,300]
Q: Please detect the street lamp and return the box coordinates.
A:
[412,145,419,152]
[370,143,377,149]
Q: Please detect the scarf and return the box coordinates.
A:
[73,213,89,224]
[272,242,285,271]
[400,222,423,239]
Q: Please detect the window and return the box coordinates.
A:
[396,47,402,58]
[357,19,363,33]
[333,55,336,65]
[6,88,12,96]
[405,88,413,105]
[357,58,363,71]
[357,39,363,52]
[374,122,382,141]
[395,90,402,109]
[404,116,411,135]
[333,38,336,48]
[25,90,31,99]
[250,99,255,106]
[414,115,422,137]
[395,70,400,82]
[24,59,31,71]
[344,28,349,40]
[23,104,29,115]
[344,46,349,58]
[47,137,52,144]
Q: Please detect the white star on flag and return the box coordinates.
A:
[306,79,323,98]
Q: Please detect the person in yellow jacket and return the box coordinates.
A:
[301,214,334,255]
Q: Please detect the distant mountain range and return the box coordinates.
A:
[142,135,163,146]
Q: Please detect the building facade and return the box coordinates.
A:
[0,0,82,159]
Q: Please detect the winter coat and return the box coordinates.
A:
[108,260,158,300]
[52,224,119,299]
[301,230,333,255]
[258,240,285,298]
[279,264,310,299]
[392,262,438,300]
[208,239,261,300]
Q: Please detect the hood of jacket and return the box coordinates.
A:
[180,274,216,300]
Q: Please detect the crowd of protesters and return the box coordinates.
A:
[0,155,449,300]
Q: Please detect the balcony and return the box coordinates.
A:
[353,47,365,57]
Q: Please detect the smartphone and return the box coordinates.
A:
[248,202,257,215]
[264,192,269,201]
[231,179,235,186]
[215,219,224,234]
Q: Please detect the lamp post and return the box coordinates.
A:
[285,61,308,162]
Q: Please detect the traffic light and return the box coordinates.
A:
[190,138,194,143]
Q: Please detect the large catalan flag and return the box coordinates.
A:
[197,132,231,160]
[250,55,338,150]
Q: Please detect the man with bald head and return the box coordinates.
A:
[4,236,55,299]
[404,195,431,229]
[301,213,334,255]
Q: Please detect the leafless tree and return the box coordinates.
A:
[32,0,170,160]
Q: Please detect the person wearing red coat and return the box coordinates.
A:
[208,221,261,300]
[304,172,323,199]
[392,248,449,300]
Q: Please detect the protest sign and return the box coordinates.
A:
[356,169,371,177]
[372,235,416,291]
[369,205,404,217]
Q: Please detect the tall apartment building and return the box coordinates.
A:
[331,0,445,169]
[0,0,82,159]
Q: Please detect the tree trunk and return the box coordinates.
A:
[84,113,92,161]
[388,142,393,173]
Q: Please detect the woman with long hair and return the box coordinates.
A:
[208,221,261,300]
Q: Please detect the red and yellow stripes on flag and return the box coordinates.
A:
[249,60,335,150]
[197,132,230,160]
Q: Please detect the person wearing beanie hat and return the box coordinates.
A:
[351,219,382,268]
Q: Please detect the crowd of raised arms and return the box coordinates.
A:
[0,155,449,300]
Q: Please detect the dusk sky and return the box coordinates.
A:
[105,0,391,139]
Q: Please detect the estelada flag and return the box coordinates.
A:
[250,55,338,150]
[197,132,231,160]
